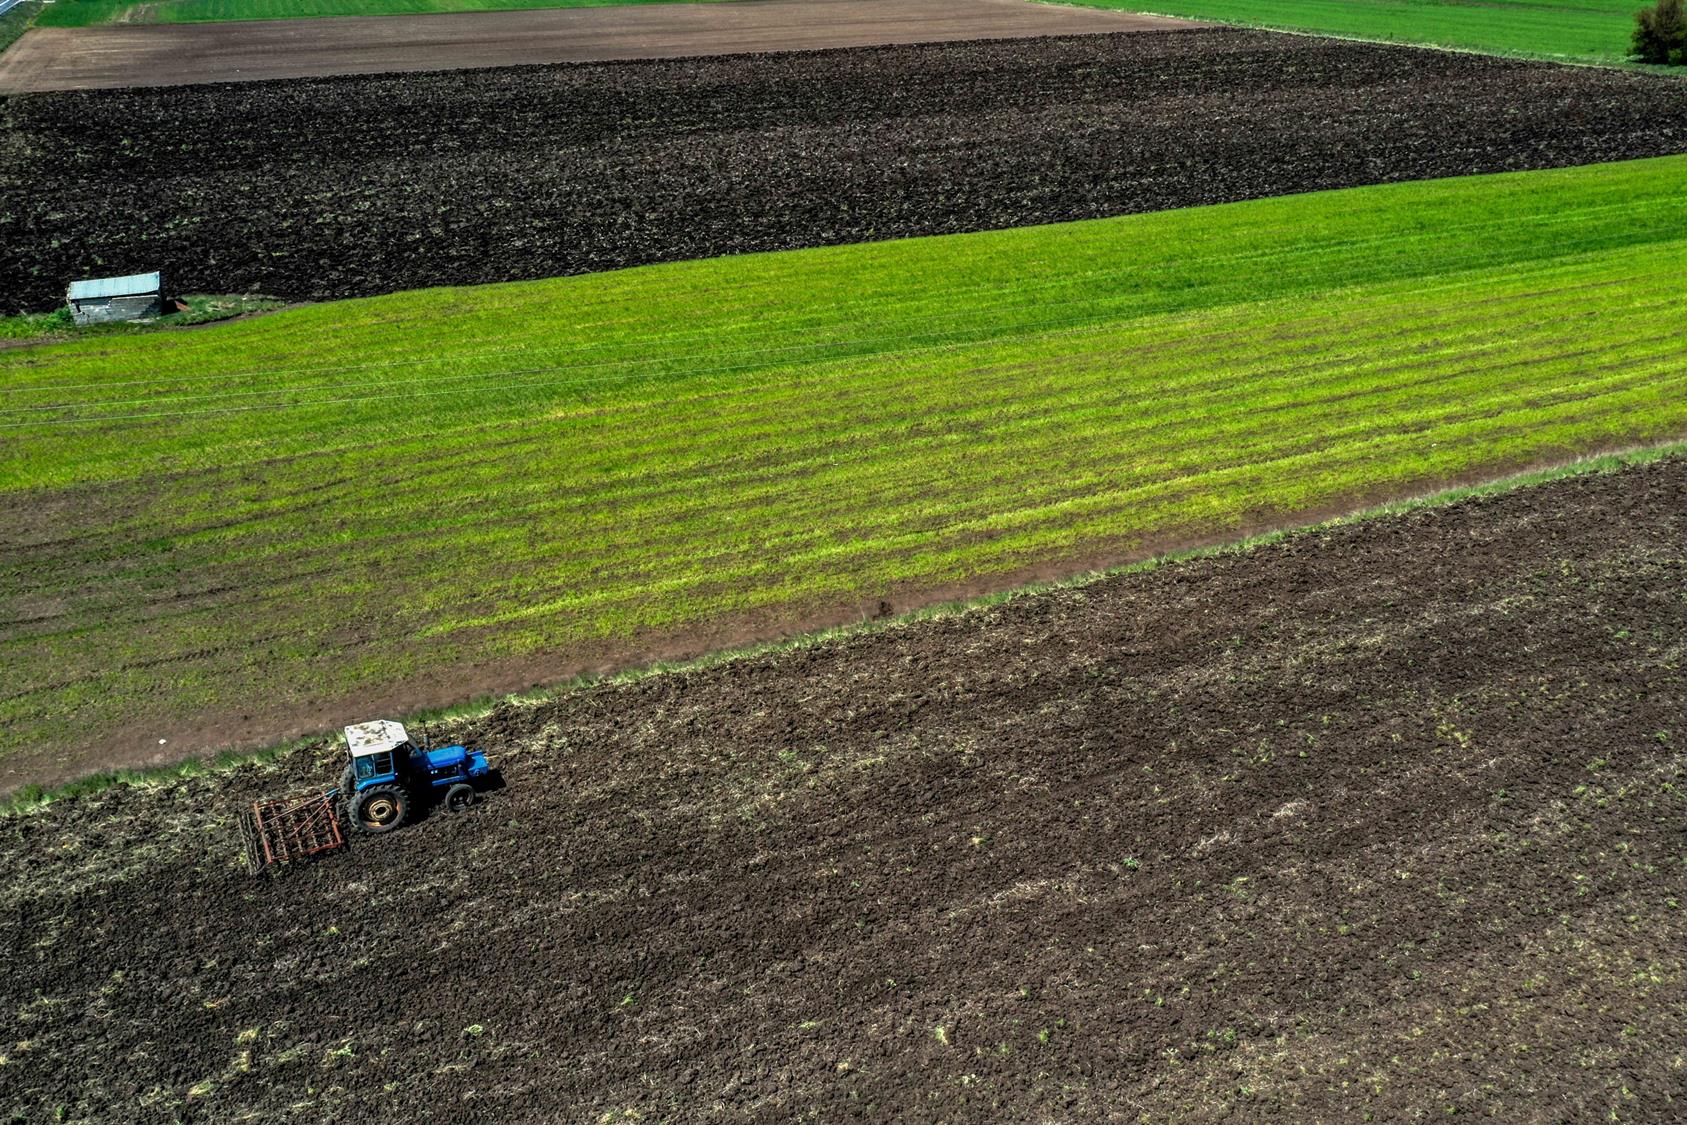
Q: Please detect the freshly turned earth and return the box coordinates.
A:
[5,28,1687,311]
[1,456,1682,1121]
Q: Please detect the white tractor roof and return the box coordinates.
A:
[345,719,410,756]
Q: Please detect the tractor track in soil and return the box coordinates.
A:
[5,28,1687,312]
[1,454,1682,1121]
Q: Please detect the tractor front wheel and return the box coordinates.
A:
[445,783,478,813]
[353,784,409,834]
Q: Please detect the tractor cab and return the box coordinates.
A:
[344,718,411,789]
[338,719,495,835]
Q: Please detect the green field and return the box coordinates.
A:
[0,295,284,342]
[4,155,1687,778]
[33,0,708,28]
[1061,0,1648,63]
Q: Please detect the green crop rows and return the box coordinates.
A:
[1060,0,1651,64]
[4,155,1687,770]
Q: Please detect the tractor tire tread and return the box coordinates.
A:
[353,783,410,835]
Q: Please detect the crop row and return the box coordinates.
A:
[2,158,1686,775]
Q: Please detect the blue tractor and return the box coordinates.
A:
[338,719,495,834]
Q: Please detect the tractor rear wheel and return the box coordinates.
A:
[445,783,478,813]
[353,784,409,834]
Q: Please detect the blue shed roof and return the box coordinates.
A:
[67,272,161,300]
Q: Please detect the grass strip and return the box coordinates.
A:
[5,437,1680,814]
[0,294,284,342]
[1052,0,1660,66]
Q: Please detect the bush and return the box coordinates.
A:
[1633,0,1687,64]
[0,307,73,339]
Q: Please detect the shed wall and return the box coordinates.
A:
[70,293,160,326]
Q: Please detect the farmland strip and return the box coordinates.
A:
[2,161,1686,778]
[5,29,1687,312]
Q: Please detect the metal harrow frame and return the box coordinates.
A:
[240,789,345,875]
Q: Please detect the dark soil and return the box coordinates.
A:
[5,28,1687,312]
[2,455,1682,1122]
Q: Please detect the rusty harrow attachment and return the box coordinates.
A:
[240,789,345,875]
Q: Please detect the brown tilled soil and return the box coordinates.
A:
[6,29,1687,312]
[0,0,1196,92]
[2,456,1684,1122]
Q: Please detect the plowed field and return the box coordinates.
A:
[2,0,1195,91]
[5,28,1687,312]
[2,455,1682,1122]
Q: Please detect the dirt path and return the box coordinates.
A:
[1,455,1682,1121]
[0,0,1198,92]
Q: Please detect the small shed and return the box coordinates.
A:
[66,271,162,325]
